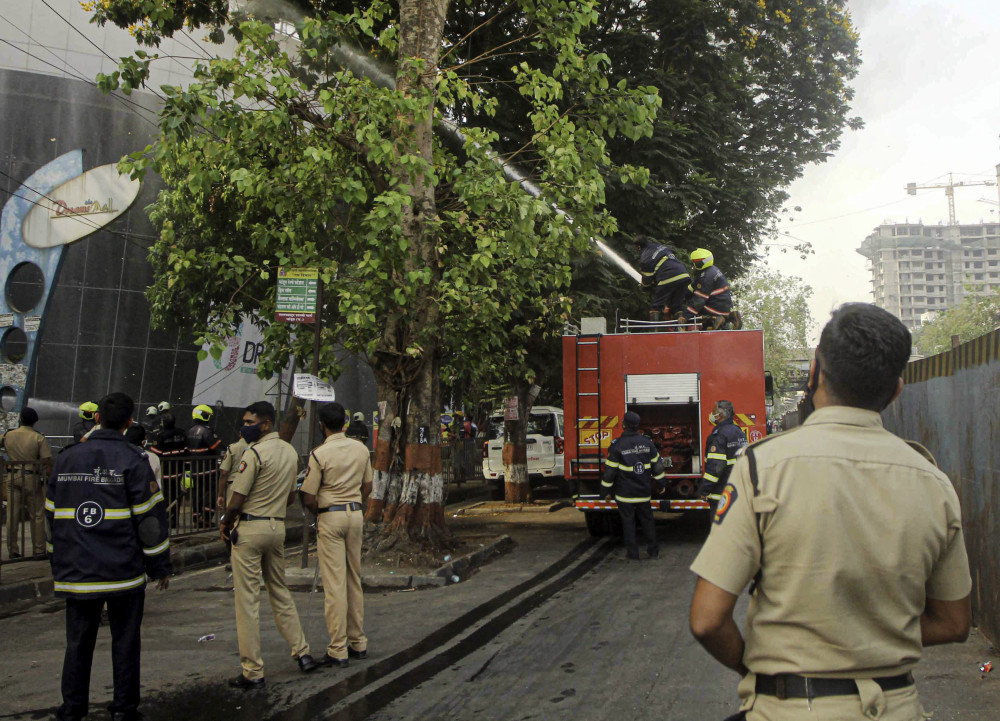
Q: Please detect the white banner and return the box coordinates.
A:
[192,320,286,407]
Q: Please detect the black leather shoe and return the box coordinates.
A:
[318,654,349,669]
[297,654,319,673]
[228,674,265,690]
[347,648,367,660]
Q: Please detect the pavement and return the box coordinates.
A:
[1,497,998,721]
[0,479,491,610]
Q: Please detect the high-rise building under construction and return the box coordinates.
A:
[857,222,1000,331]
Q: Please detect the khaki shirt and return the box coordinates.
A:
[220,438,249,475]
[230,432,298,518]
[3,425,51,484]
[691,405,971,679]
[301,432,373,507]
[2,425,52,462]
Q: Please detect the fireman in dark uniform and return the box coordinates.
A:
[71,402,98,443]
[345,411,370,447]
[698,400,747,503]
[149,412,187,528]
[187,404,222,527]
[635,236,690,321]
[681,249,735,329]
[45,392,171,721]
[602,411,666,560]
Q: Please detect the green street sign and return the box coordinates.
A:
[275,267,319,323]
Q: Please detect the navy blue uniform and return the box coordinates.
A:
[683,265,732,320]
[639,242,690,313]
[698,417,747,500]
[46,428,170,720]
[602,429,666,558]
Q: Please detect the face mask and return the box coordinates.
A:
[708,410,720,425]
[240,422,263,443]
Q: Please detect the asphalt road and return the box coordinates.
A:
[1,510,998,721]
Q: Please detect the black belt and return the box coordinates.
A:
[240,514,282,522]
[318,502,362,513]
[755,672,914,700]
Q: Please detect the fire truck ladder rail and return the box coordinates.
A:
[574,334,603,481]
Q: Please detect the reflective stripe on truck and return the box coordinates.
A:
[575,498,710,511]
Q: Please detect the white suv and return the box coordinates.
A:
[481,406,566,498]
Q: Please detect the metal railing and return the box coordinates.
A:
[157,455,224,539]
[443,439,485,484]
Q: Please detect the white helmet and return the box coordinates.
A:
[145,406,158,418]
[157,401,171,413]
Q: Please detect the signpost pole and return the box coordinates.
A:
[302,279,323,569]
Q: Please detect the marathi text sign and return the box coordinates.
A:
[275,267,319,323]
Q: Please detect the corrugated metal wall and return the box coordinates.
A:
[883,330,1000,645]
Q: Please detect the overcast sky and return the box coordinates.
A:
[767,0,1000,341]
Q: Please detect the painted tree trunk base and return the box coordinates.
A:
[505,478,532,503]
[363,471,452,556]
[503,443,532,504]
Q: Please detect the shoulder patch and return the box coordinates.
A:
[238,460,248,473]
[713,483,737,525]
[709,445,717,453]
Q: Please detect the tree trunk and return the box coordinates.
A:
[278,395,305,443]
[503,382,535,503]
[363,0,451,551]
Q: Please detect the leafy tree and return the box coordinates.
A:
[90,0,658,545]
[596,0,861,282]
[914,291,1000,356]
[733,264,814,393]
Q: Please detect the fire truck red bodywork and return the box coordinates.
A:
[562,326,767,529]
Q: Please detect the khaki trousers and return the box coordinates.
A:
[740,673,927,720]
[231,519,309,679]
[317,509,367,659]
[6,474,45,556]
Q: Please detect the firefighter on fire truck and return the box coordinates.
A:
[680,249,737,329]
[634,236,690,322]
[697,400,747,503]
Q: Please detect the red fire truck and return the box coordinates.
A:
[563,318,770,535]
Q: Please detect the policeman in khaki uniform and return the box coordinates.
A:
[2,407,52,557]
[689,304,972,721]
[301,402,373,667]
[217,436,249,510]
[220,401,318,689]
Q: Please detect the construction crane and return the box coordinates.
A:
[906,165,1000,225]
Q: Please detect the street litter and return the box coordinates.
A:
[443,555,451,562]
[451,575,460,584]
[197,634,216,643]
[980,661,993,678]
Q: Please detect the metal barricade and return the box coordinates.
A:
[1,459,51,566]
[444,439,485,484]
[158,454,222,538]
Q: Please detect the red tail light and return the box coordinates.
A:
[482,441,489,459]
[555,437,564,455]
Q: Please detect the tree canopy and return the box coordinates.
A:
[733,263,814,393]
[914,290,1000,356]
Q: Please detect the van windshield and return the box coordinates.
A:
[486,413,557,440]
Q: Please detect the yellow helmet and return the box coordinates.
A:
[192,404,213,422]
[690,248,714,271]
[78,401,98,420]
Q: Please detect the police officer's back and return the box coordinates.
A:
[688,303,971,721]
[602,411,665,559]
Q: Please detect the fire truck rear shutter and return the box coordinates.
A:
[625,373,700,404]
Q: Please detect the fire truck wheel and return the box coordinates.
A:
[584,511,609,537]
